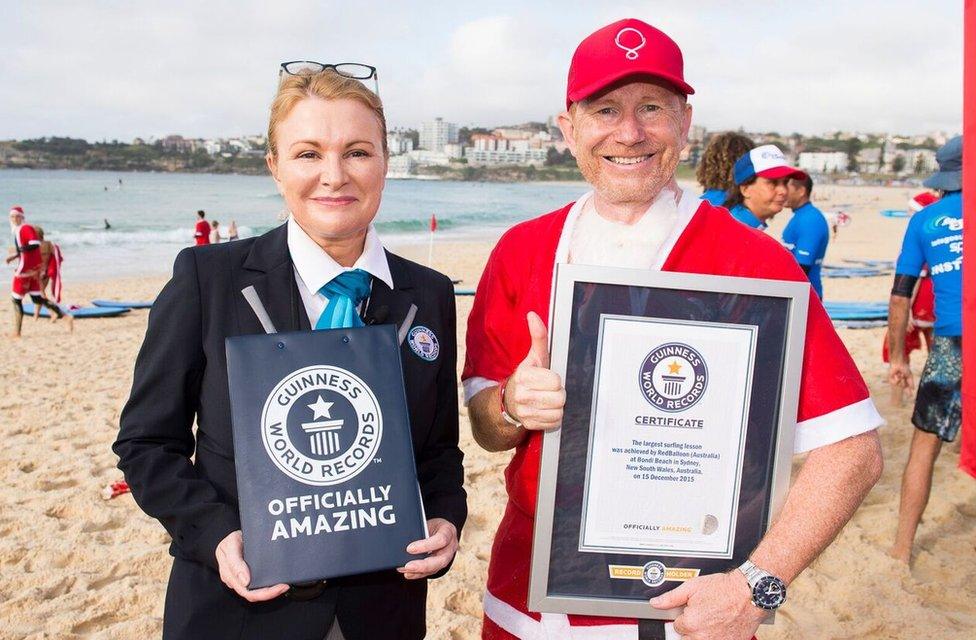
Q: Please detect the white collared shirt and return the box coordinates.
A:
[286,216,394,326]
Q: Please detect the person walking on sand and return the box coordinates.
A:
[7,207,70,337]
[34,226,65,308]
[888,136,964,564]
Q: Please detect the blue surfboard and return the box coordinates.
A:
[21,303,130,319]
[823,300,888,321]
[92,299,154,309]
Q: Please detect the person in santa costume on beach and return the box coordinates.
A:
[464,18,884,640]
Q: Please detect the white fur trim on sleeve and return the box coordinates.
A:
[794,397,885,453]
[462,376,498,405]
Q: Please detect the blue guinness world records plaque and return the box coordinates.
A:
[226,324,427,588]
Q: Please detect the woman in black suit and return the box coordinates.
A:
[114,63,466,640]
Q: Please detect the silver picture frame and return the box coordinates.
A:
[528,263,809,620]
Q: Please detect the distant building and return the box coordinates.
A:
[492,128,532,140]
[797,151,848,174]
[161,135,194,153]
[419,118,458,152]
[470,134,505,151]
[902,148,936,174]
[464,147,549,166]
[387,154,417,176]
[442,143,464,159]
[408,149,452,166]
[856,147,883,173]
[244,135,267,151]
[387,131,414,155]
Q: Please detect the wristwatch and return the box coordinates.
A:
[737,560,787,611]
[499,378,523,428]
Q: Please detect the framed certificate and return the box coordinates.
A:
[528,264,809,620]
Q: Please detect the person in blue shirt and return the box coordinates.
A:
[696,132,754,206]
[888,135,964,564]
[726,144,807,230]
[782,174,830,298]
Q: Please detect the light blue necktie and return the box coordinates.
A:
[315,269,372,330]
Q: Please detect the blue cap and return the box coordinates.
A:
[923,135,962,192]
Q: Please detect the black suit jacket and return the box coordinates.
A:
[114,223,466,640]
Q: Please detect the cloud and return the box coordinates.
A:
[0,1,963,140]
[398,15,567,127]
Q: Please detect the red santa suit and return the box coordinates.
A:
[11,223,43,299]
[194,219,211,245]
[463,190,884,640]
[47,243,64,303]
[881,267,935,364]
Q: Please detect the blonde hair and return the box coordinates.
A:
[267,69,387,157]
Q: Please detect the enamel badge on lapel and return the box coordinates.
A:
[407,326,439,362]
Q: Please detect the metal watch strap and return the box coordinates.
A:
[499,379,523,428]
[738,559,766,586]
[738,559,785,611]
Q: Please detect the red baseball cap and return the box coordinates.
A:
[566,18,694,108]
[9,205,24,216]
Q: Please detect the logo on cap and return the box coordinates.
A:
[757,147,786,162]
[615,27,646,60]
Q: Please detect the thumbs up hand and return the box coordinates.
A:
[502,312,566,431]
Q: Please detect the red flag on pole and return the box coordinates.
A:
[960,0,975,478]
[430,213,438,233]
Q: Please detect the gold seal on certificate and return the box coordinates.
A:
[529,264,809,620]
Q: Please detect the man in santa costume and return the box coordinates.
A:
[7,206,68,337]
[464,19,884,640]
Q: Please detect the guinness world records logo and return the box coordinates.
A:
[642,561,667,587]
[639,342,708,413]
[261,365,382,486]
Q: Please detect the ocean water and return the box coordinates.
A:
[0,169,589,282]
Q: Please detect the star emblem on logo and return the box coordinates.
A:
[667,361,682,375]
[307,395,334,420]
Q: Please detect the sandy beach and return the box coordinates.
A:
[1,183,973,639]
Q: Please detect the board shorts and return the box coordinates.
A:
[912,336,962,442]
[11,275,42,300]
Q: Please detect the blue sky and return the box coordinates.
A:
[0,1,964,141]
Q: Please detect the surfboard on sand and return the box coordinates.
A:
[92,299,154,309]
[21,303,130,319]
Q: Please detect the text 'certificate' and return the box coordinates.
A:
[579,315,757,558]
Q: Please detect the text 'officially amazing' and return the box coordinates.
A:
[267,484,397,541]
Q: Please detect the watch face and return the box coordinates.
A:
[753,575,787,610]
